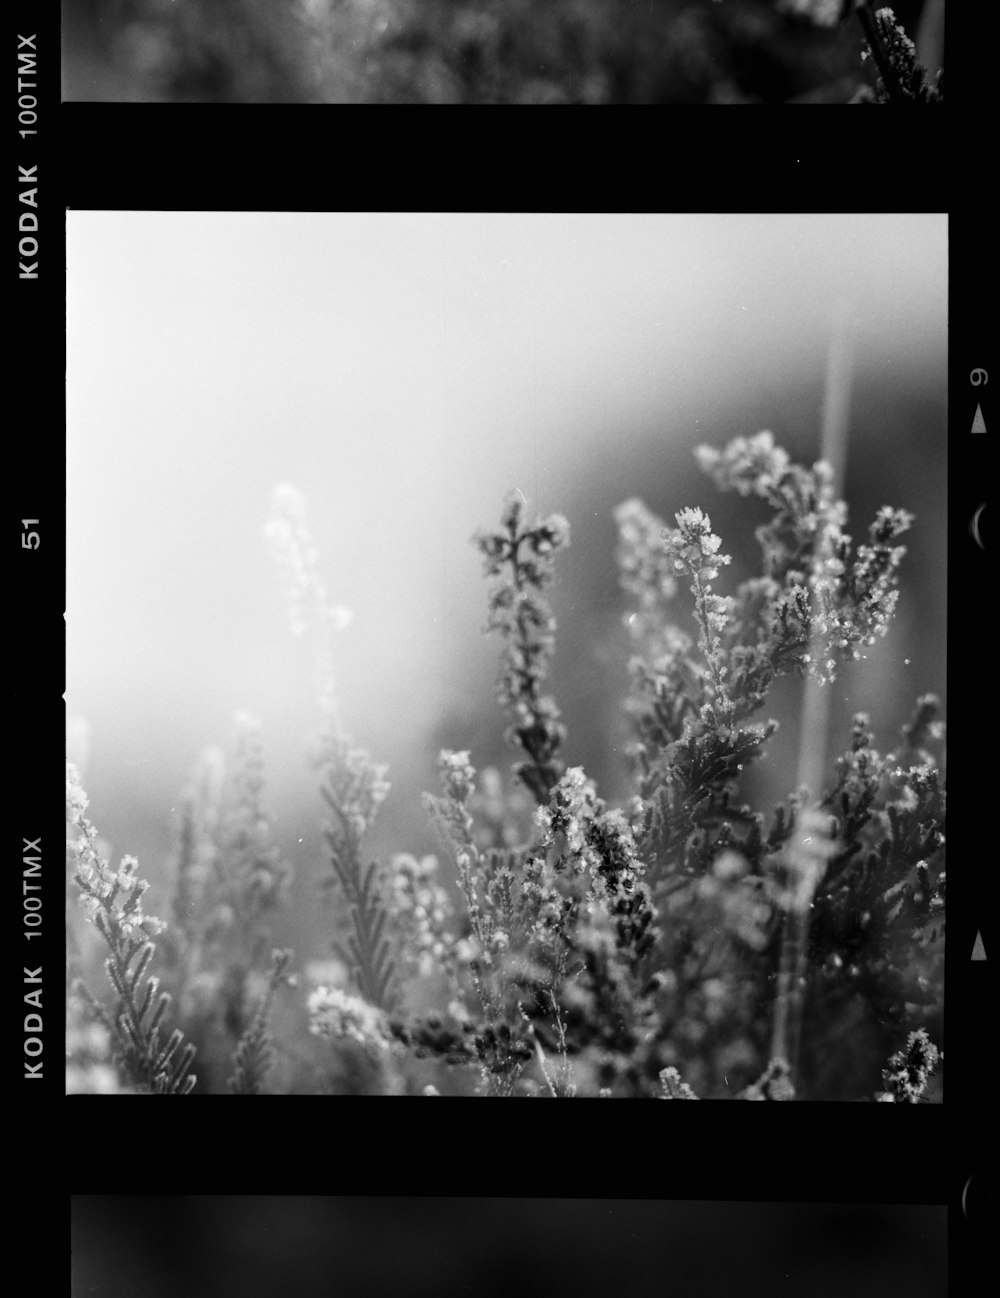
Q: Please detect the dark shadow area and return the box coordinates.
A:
[71,1198,945,1298]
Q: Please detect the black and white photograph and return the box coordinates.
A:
[70,1197,948,1298]
[64,212,947,1099]
[61,0,945,103]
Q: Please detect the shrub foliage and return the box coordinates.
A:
[67,432,944,1097]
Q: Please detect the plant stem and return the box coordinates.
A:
[855,3,908,102]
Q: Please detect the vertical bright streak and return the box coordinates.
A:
[771,298,855,1085]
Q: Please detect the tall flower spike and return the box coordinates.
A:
[474,491,570,803]
[660,506,734,724]
[265,482,353,728]
[266,481,397,1014]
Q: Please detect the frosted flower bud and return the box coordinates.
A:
[66,762,90,819]
[307,985,390,1054]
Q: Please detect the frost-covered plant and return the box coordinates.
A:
[67,762,197,1094]
[773,0,943,102]
[852,5,943,101]
[307,983,392,1054]
[875,1027,942,1101]
[153,713,293,1091]
[66,431,944,1097]
[376,435,942,1097]
[473,492,571,803]
[658,1065,699,1099]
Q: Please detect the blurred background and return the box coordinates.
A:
[71,1196,946,1298]
[62,0,945,103]
[67,212,947,970]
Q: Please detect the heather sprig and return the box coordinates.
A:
[389,851,460,985]
[661,506,735,725]
[694,428,836,580]
[658,1066,699,1099]
[421,751,496,988]
[603,433,940,1094]
[315,728,397,1011]
[474,491,571,803]
[526,991,579,1097]
[854,6,944,102]
[808,700,946,1023]
[267,483,398,1016]
[421,749,535,1090]
[306,978,408,1091]
[307,983,393,1056]
[400,440,940,1096]
[67,761,197,1094]
[199,713,291,969]
[533,766,659,979]
[876,1027,942,1101]
[227,947,295,1094]
[694,430,913,696]
[418,740,662,1093]
[771,0,944,104]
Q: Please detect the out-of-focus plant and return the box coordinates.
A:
[64,0,943,103]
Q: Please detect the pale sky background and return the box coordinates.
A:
[66,212,947,950]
